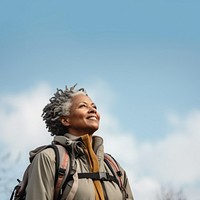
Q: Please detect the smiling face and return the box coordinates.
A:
[61,94,100,137]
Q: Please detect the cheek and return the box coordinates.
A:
[71,113,87,123]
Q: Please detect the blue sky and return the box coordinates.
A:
[1,0,200,199]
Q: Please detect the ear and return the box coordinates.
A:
[60,117,70,127]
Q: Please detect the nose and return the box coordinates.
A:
[88,106,97,113]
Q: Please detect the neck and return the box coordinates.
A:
[68,130,94,141]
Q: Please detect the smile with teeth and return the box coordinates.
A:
[87,116,97,120]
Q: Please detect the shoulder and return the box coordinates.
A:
[32,146,57,165]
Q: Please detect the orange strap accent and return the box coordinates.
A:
[54,149,69,200]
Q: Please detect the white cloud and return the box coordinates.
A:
[138,111,200,184]
[0,83,53,154]
[1,82,200,200]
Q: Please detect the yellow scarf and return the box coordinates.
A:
[81,134,105,200]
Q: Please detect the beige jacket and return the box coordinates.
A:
[26,134,134,200]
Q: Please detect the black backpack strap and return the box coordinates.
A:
[49,144,60,186]
[76,153,123,187]
[78,172,119,184]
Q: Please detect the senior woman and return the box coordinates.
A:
[25,84,134,200]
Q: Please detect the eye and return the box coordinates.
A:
[79,103,87,108]
[93,105,97,110]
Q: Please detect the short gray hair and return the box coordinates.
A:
[42,84,87,136]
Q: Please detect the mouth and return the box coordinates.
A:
[87,116,98,120]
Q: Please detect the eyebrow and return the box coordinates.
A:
[79,101,96,106]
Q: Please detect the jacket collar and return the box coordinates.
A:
[53,133,104,155]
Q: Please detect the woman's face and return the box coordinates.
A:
[62,94,100,137]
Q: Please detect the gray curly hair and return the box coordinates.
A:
[42,84,87,136]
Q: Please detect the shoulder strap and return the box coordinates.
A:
[53,144,69,200]
[104,153,129,199]
[104,153,123,188]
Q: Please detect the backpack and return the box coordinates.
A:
[10,144,126,200]
[10,144,69,200]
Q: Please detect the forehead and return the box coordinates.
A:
[71,94,94,105]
